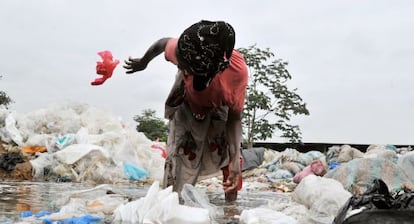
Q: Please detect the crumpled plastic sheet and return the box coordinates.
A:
[113,181,211,224]
[292,175,352,224]
[3,112,24,145]
[325,158,412,195]
[398,151,414,184]
[181,183,220,220]
[240,208,298,224]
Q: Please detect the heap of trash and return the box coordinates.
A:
[0,102,413,224]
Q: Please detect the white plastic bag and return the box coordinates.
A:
[181,183,219,220]
[291,175,351,223]
[113,181,210,224]
[240,208,297,224]
[4,113,23,145]
[54,144,110,165]
[398,151,414,183]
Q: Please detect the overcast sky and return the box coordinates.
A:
[1,0,414,145]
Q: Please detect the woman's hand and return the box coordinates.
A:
[223,170,242,192]
[123,57,148,74]
[123,38,170,74]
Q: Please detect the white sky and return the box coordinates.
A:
[1,0,414,145]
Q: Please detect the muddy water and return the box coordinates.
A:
[0,181,288,223]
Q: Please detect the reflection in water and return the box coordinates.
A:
[0,182,288,223]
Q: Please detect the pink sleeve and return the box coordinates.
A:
[164,38,179,65]
[222,50,249,114]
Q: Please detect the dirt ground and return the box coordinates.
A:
[0,141,33,181]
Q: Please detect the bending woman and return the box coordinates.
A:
[123,20,248,202]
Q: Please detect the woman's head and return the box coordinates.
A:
[177,20,235,91]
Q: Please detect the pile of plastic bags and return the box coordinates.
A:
[1,102,414,224]
[0,102,165,184]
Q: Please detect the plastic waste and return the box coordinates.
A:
[22,146,47,154]
[91,50,119,85]
[364,145,398,162]
[4,113,23,145]
[54,144,110,165]
[20,210,55,219]
[241,147,265,171]
[123,162,148,181]
[56,134,76,149]
[337,145,364,163]
[181,183,219,220]
[266,169,293,181]
[20,211,32,218]
[150,142,167,158]
[293,160,327,184]
[113,181,210,224]
[0,153,24,171]
[304,150,326,161]
[398,151,414,183]
[333,179,414,224]
[329,161,340,170]
[34,210,54,218]
[292,175,352,224]
[240,208,298,224]
[42,214,102,224]
[325,158,411,195]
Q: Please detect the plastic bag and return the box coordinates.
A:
[398,151,414,183]
[325,158,411,195]
[113,181,210,224]
[293,160,327,184]
[123,162,148,181]
[4,113,23,145]
[181,183,219,220]
[54,144,110,165]
[56,133,76,149]
[240,208,298,224]
[91,50,119,86]
[333,179,414,224]
[292,175,352,223]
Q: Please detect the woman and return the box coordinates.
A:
[123,20,248,202]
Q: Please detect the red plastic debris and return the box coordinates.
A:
[91,50,119,85]
[150,142,167,158]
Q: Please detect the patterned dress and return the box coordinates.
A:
[162,38,248,192]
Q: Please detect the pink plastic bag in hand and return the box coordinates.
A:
[91,50,119,85]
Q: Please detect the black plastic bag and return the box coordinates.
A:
[333,179,414,224]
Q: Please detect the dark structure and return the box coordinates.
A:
[252,142,413,153]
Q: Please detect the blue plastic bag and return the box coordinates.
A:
[123,162,148,181]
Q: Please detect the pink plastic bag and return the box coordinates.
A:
[91,50,119,85]
[293,160,327,184]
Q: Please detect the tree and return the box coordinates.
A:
[0,75,13,108]
[134,109,168,142]
[238,45,310,147]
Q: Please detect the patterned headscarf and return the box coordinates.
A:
[177,20,235,91]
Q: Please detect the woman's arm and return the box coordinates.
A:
[223,110,243,192]
[123,37,171,74]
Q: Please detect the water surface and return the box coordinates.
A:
[0,181,288,223]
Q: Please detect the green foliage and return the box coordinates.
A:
[0,76,13,108]
[133,109,168,142]
[0,91,13,109]
[238,45,310,146]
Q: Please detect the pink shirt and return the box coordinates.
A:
[164,38,248,115]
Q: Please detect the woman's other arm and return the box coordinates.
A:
[123,37,171,74]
